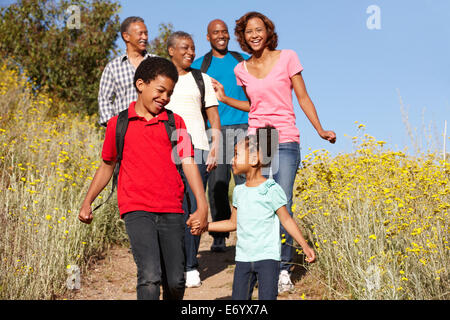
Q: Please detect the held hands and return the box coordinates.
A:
[186,207,208,236]
[186,218,206,236]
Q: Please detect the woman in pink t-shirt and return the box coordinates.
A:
[211,11,336,293]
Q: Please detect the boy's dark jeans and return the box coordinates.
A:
[123,211,186,300]
[232,259,280,300]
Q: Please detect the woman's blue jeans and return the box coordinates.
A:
[263,142,301,272]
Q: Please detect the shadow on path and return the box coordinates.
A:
[197,245,236,282]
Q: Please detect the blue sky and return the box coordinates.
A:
[115,0,449,156]
[2,0,449,156]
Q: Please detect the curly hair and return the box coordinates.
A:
[133,56,178,93]
[234,11,278,54]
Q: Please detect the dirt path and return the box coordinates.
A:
[63,231,323,300]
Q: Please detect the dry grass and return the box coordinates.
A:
[293,125,449,299]
[0,61,127,299]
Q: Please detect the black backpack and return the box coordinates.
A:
[92,108,192,213]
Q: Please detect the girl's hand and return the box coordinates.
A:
[318,129,336,144]
[189,219,206,235]
[303,245,316,263]
[186,209,208,236]
[188,219,201,229]
[211,78,226,102]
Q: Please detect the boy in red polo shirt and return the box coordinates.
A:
[78,57,208,300]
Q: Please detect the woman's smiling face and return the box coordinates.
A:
[244,17,268,52]
[169,37,196,70]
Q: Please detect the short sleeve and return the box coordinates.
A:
[286,50,304,78]
[101,116,118,161]
[269,183,287,212]
[202,73,219,108]
[234,63,244,86]
[232,185,240,208]
[98,64,116,126]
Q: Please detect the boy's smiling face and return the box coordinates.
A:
[135,75,175,118]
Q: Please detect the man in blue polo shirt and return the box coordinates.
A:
[192,19,249,252]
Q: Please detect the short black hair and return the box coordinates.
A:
[120,16,145,41]
[133,56,179,93]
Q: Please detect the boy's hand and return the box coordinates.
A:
[186,208,208,236]
[78,203,93,224]
[187,219,203,235]
[187,219,201,229]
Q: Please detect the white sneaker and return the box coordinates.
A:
[185,269,202,288]
[278,270,294,293]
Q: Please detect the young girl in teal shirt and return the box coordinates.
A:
[190,126,315,300]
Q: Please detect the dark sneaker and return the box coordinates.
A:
[210,237,226,252]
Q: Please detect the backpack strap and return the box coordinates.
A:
[229,51,245,63]
[190,68,208,130]
[163,109,192,215]
[92,109,193,215]
[92,109,129,212]
[200,50,213,73]
[200,50,244,73]
[163,109,181,167]
[190,68,205,109]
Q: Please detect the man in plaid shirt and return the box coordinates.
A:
[98,16,155,126]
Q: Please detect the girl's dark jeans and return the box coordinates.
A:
[123,211,186,300]
[232,259,280,300]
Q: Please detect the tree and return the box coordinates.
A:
[0,0,121,115]
[147,22,173,59]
